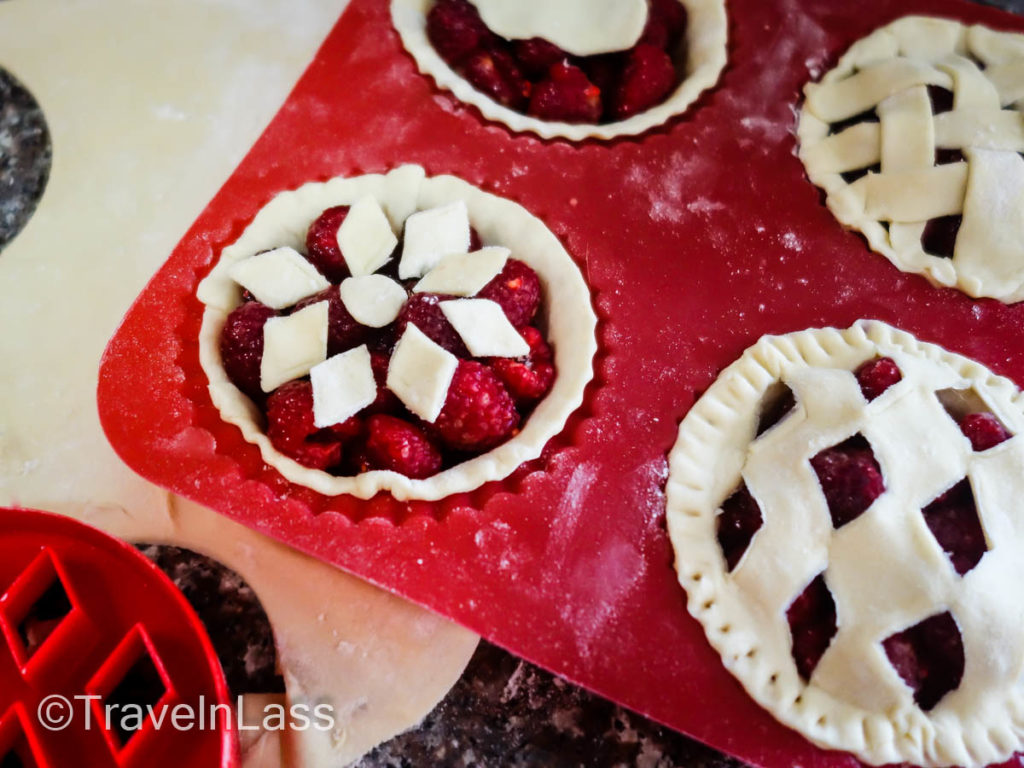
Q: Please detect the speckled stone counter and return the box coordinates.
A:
[0,68,49,251]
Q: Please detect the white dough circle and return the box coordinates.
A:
[666,320,1024,768]
[798,16,1024,303]
[390,0,728,141]
[198,165,598,501]
[468,0,647,57]
[340,274,407,327]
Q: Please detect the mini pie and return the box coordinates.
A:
[666,320,1024,768]
[197,165,597,501]
[390,0,727,141]
[799,16,1024,303]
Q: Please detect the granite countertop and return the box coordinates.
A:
[3,1,1023,762]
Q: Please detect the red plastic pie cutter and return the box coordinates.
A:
[0,508,235,768]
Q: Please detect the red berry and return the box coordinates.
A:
[436,361,520,451]
[609,44,677,120]
[221,302,277,400]
[640,0,688,51]
[395,293,469,356]
[265,381,342,471]
[960,412,1011,451]
[364,415,443,479]
[883,612,964,710]
[716,484,763,572]
[921,215,962,259]
[786,574,837,681]
[528,61,603,124]
[810,436,885,528]
[295,287,369,357]
[855,357,902,401]
[459,46,531,111]
[324,415,363,443]
[922,479,986,576]
[368,351,403,415]
[305,206,352,283]
[469,227,483,251]
[426,0,491,66]
[514,37,568,78]
[478,259,541,328]
[490,326,555,405]
[582,54,623,101]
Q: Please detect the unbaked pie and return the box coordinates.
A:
[666,320,1024,767]
[799,16,1024,303]
[390,0,727,140]
[197,165,597,501]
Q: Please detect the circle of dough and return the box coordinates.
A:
[197,165,598,502]
[798,16,1024,303]
[665,320,1024,768]
[390,0,728,141]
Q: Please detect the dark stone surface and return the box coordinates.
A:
[355,641,742,768]
[137,545,285,697]
[0,67,50,252]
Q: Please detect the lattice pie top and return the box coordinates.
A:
[799,17,1024,303]
[666,321,1024,767]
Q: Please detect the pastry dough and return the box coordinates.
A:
[467,0,647,58]
[799,16,1024,302]
[0,3,477,766]
[390,0,728,141]
[666,320,1024,768]
[198,165,598,501]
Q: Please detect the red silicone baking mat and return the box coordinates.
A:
[0,508,234,768]
[97,0,1024,765]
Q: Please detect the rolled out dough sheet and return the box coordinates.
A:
[0,1,478,765]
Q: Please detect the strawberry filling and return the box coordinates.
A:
[220,204,554,480]
[426,0,687,124]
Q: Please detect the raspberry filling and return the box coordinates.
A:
[786,573,838,681]
[810,434,885,529]
[922,480,988,576]
[883,612,965,710]
[959,412,1011,451]
[220,203,555,480]
[425,0,686,123]
[716,484,763,572]
[855,357,901,401]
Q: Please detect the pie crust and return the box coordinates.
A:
[798,16,1024,303]
[665,320,1024,768]
[197,165,598,501]
[390,0,728,141]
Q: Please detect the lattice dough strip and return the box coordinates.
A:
[944,551,1024,714]
[934,110,1024,151]
[941,55,1002,110]
[806,60,950,123]
[854,162,967,222]
[969,441,1024,545]
[879,85,934,173]
[954,148,1024,293]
